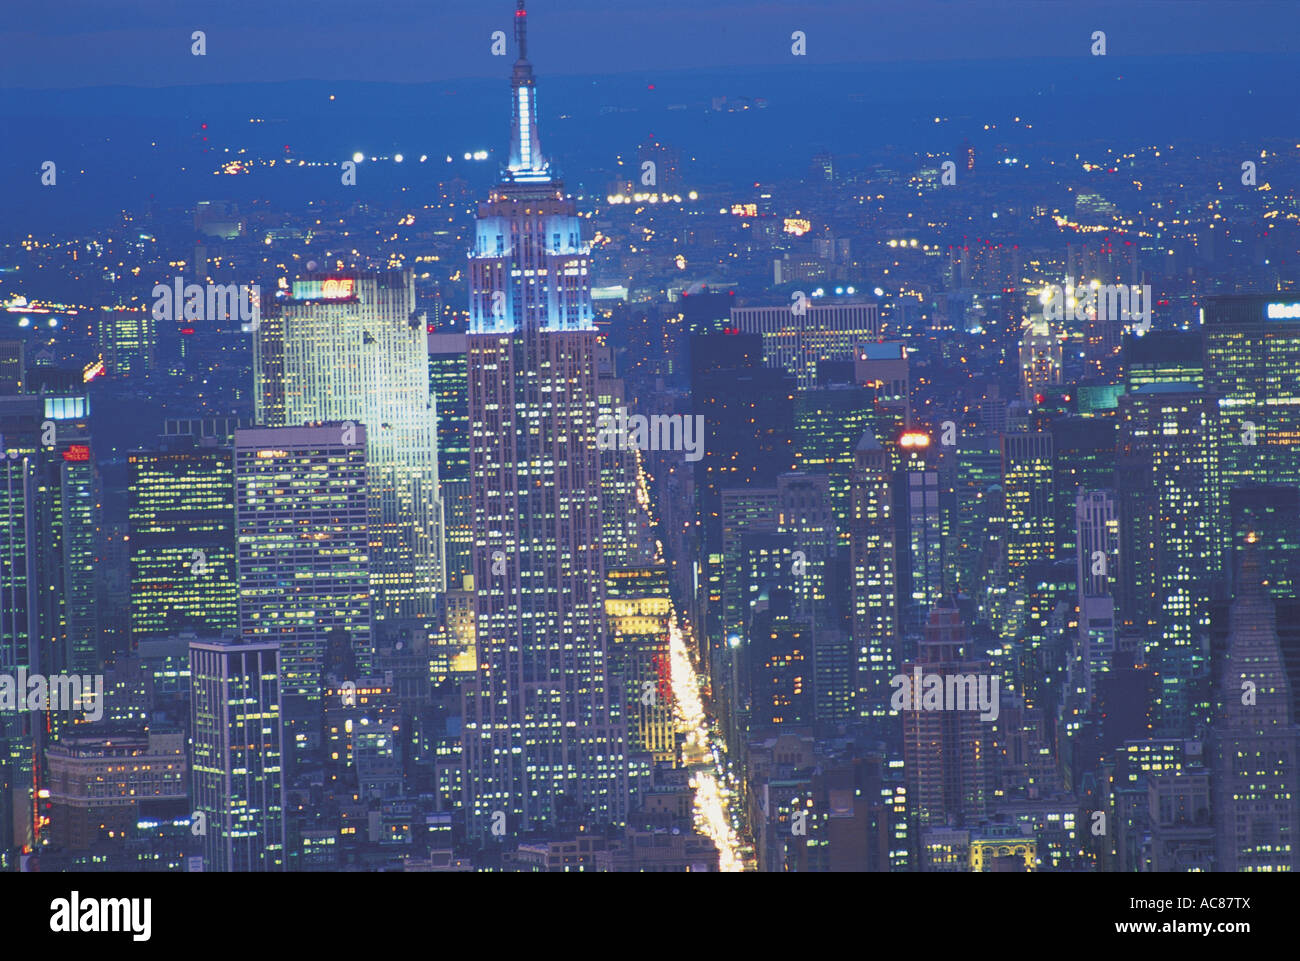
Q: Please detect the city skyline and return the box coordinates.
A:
[0,0,1297,899]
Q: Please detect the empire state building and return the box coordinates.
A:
[462,0,629,835]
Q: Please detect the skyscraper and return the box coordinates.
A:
[129,436,237,642]
[1074,489,1119,702]
[30,383,99,679]
[895,431,947,632]
[462,1,628,835]
[1204,295,1300,492]
[690,329,797,684]
[0,395,40,863]
[1117,384,1223,735]
[1229,485,1300,598]
[256,270,445,619]
[901,606,994,827]
[233,425,372,702]
[999,430,1055,642]
[1212,546,1299,871]
[428,332,472,591]
[850,431,898,721]
[1019,318,1063,404]
[190,636,287,871]
[605,566,675,764]
[794,382,876,540]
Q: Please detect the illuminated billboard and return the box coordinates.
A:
[292,278,357,300]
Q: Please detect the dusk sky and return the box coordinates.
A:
[6,0,1300,88]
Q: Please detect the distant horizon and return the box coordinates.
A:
[5,0,1300,88]
[4,47,1298,94]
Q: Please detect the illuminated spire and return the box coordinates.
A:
[507,0,549,182]
[515,0,528,62]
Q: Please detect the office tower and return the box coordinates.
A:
[596,344,645,570]
[775,474,846,728]
[1014,556,1074,713]
[720,486,779,661]
[953,435,1001,599]
[901,606,994,827]
[777,473,835,625]
[895,431,947,632]
[714,473,835,737]
[462,2,628,835]
[731,301,878,390]
[1000,431,1055,638]
[1019,318,1062,403]
[428,333,472,591]
[691,325,796,680]
[1117,385,1222,735]
[32,383,99,679]
[190,636,287,871]
[256,270,445,618]
[0,397,39,862]
[129,436,237,641]
[0,341,23,393]
[1212,548,1300,871]
[605,566,675,763]
[849,431,898,721]
[252,301,285,428]
[749,590,812,729]
[726,529,791,744]
[794,383,875,540]
[1074,490,1120,702]
[1050,417,1116,560]
[1124,330,1203,390]
[98,305,155,379]
[1204,295,1300,491]
[1228,485,1300,598]
[854,341,910,429]
[234,425,372,701]
[0,383,98,699]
